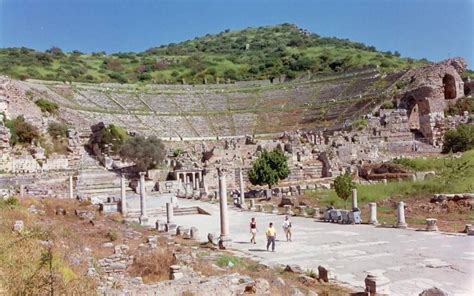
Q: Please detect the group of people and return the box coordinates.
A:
[249,215,292,252]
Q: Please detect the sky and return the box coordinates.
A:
[1,0,473,66]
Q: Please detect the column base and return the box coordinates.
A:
[139,215,149,226]
[396,222,408,229]
[166,223,177,233]
[218,236,232,249]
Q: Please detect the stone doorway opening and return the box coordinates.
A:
[443,74,456,100]
[406,96,421,131]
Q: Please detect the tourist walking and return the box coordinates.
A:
[282,215,292,242]
[249,217,258,244]
[266,222,276,252]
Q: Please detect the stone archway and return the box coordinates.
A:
[406,96,421,130]
[443,74,457,100]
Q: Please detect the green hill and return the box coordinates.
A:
[0,23,427,84]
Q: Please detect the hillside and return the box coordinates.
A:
[0,24,426,84]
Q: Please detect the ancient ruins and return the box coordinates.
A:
[1,57,473,295]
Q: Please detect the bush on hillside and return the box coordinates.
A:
[48,122,68,138]
[442,124,474,153]
[445,97,474,116]
[35,99,59,114]
[5,116,40,145]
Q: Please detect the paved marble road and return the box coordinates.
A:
[128,195,474,295]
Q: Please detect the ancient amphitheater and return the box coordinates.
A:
[18,68,401,139]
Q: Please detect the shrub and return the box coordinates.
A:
[35,99,59,114]
[106,230,118,242]
[48,122,68,138]
[445,97,474,116]
[5,116,40,145]
[442,124,474,153]
[0,197,19,209]
[129,248,176,283]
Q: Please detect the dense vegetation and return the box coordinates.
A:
[5,116,40,145]
[248,148,290,188]
[119,136,166,172]
[0,24,427,84]
[442,124,474,153]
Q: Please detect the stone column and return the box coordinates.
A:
[166,202,174,223]
[396,201,407,228]
[365,273,390,295]
[19,184,25,198]
[249,198,256,211]
[351,188,358,210]
[139,172,148,225]
[239,168,245,206]
[218,168,230,239]
[69,176,74,199]
[120,174,127,216]
[369,203,378,225]
[313,207,321,220]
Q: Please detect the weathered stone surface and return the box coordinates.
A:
[419,287,449,296]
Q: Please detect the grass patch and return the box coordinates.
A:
[215,255,246,268]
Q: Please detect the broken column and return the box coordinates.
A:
[249,198,256,211]
[139,172,148,225]
[396,201,407,228]
[218,168,230,241]
[166,202,174,223]
[313,207,321,220]
[365,273,390,295]
[351,188,358,210]
[239,168,245,207]
[425,218,438,231]
[120,174,127,216]
[369,203,378,225]
[69,176,74,199]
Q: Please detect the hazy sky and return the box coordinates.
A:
[1,0,473,66]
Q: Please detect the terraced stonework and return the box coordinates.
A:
[17,68,400,139]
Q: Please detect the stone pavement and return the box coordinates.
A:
[129,195,474,295]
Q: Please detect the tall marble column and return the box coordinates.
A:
[396,201,407,228]
[218,168,229,239]
[351,188,358,210]
[239,168,245,206]
[139,172,148,225]
[120,174,127,216]
[68,176,74,199]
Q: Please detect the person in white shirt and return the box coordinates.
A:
[282,215,292,242]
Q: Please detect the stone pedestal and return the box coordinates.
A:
[396,201,408,228]
[166,202,174,224]
[19,184,24,198]
[284,205,294,216]
[351,188,358,210]
[218,168,230,240]
[120,174,127,216]
[425,218,438,231]
[298,205,308,217]
[369,203,379,225]
[190,227,199,240]
[313,208,321,220]
[249,199,256,211]
[271,204,279,214]
[139,172,148,225]
[169,265,183,280]
[255,204,263,212]
[68,176,74,199]
[155,219,166,232]
[165,223,177,233]
[365,273,390,295]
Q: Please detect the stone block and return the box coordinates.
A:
[13,220,24,232]
[318,265,330,282]
[419,287,449,296]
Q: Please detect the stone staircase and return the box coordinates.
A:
[75,152,129,201]
[127,206,208,219]
[287,160,324,181]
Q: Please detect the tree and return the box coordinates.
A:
[334,171,355,208]
[248,148,289,188]
[442,124,474,153]
[120,136,165,172]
